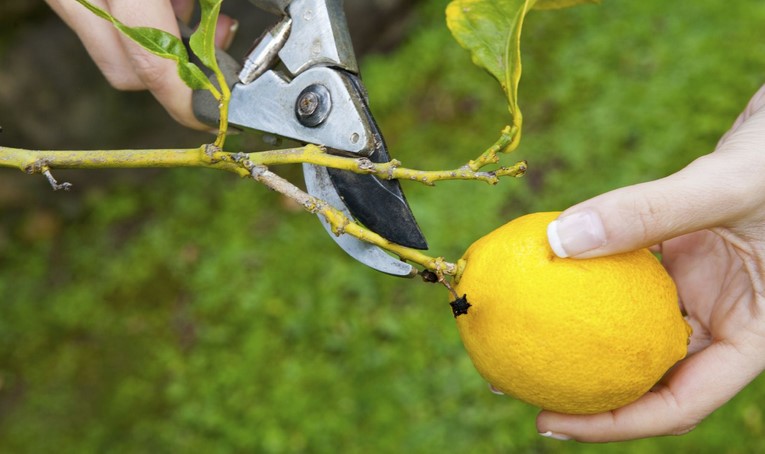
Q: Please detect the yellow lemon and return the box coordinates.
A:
[452,211,691,414]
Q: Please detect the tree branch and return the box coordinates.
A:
[0,145,249,177]
[0,138,527,186]
[245,161,457,275]
[250,145,527,185]
[0,134,525,277]
[467,125,520,171]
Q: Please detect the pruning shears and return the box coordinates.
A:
[187,0,427,277]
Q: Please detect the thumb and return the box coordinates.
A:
[546,153,754,259]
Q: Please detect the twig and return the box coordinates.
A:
[0,143,527,186]
[0,146,249,177]
[0,136,525,276]
[42,168,72,191]
[467,125,520,171]
[244,160,458,275]
[248,143,527,185]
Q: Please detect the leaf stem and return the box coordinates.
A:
[214,81,231,149]
[467,125,520,171]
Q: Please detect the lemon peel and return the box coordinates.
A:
[453,212,692,414]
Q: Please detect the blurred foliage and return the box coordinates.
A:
[2,0,765,452]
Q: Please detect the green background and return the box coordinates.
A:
[2,1,765,452]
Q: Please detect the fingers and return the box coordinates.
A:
[537,339,765,442]
[547,154,753,258]
[215,15,240,51]
[547,108,765,259]
[47,0,239,129]
[106,0,203,129]
[45,0,144,90]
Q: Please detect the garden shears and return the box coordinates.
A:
[188,0,426,277]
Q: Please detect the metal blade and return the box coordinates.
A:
[303,163,417,277]
[327,74,428,250]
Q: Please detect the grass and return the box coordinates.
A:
[2,0,765,451]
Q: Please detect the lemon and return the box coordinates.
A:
[452,211,691,415]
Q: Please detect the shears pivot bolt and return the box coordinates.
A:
[295,84,332,127]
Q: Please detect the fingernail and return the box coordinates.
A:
[488,383,505,395]
[547,210,606,258]
[226,20,239,48]
[539,431,572,441]
[215,18,239,50]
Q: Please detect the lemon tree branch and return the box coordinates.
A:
[244,161,458,276]
[0,142,527,187]
[250,142,527,185]
[0,145,467,275]
[0,145,248,178]
[0,142,529,276]
[466,125,521,171]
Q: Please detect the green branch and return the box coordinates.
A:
[0,135,525,276]
[0,145,247,177]
[244,162,458,276]
[250,143,527,185]
[467,125,521,171]
[0,128,525,186]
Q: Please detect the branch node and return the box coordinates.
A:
[358,158,375,172]
[388,159,401,180]
[204,143,221,161]
[304,200,322,214]
[249,164,268,178]
[329,213,350,236]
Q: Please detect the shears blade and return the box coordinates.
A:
[325,73,427,250]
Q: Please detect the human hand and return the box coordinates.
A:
[539,83,765,442]
[45,0,238,129]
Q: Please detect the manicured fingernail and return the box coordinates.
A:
[539,431,572,441]
[488,383,505,395]
[227,20,239,48]
[547,210,606,258]
[215,18,238,50]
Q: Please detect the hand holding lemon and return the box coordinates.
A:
[456,84,765,442]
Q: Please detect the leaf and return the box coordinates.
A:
[446,0,537,129]
[190,0,224,72]
[74,0,213,91]
[189,0,231,148]
[534,0,600,10]
[446,0,602,155]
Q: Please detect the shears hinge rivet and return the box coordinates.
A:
[296,84,332,128]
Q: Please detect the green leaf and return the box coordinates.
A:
[74,0,213,91]
[534,0,600,10]
[190,0,224,72]
[190,0,231,147]
[446,0,537,129]
[446,0,601,153]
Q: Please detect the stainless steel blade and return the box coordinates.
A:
[303,163,417,277]
[326,73,428,250]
